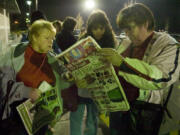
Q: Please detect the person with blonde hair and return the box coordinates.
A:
[0,20,70,135]
[52,20,62,54]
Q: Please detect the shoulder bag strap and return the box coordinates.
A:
[162,84,174,118]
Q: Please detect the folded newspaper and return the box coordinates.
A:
[16,81,62,135]
[56,36,130,113]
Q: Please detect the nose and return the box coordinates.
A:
[96,28,102,33]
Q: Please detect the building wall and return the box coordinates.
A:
[0,8,10,55]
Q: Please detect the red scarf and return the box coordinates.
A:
[16,45,55,88]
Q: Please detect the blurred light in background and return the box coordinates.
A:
[26,13,30,16]
[26,18,30,23]
[26,0,32,6]
[84,0,95,10]
[14,20,19,24]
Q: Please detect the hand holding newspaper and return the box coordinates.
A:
[56,36,130,113]
[16,81,62,135]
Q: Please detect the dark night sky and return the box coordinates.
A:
[38,0,125,32]
[16,0,180,33]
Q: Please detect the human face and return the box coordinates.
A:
[33,29,55,53]
[124,22,149,46]
[91,24,105,40]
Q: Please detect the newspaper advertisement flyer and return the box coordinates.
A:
[16,81,62,135]
[56,36,130,113]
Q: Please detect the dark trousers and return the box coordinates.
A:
[110,111,137,135]
[110,101,163,135]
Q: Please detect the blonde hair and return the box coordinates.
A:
[29,20,56,42]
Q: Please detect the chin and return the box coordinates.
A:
[42,49,49,53]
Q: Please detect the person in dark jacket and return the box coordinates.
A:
[56,16,77,51]
[52,20,62,54]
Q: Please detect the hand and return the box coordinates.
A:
[48,125,55,133]
[116,36,131,52]
[75,75,95,88]
[121,36,131,46]
[29,88,41,103]
[62,71,74,81]
[98,48,124,67]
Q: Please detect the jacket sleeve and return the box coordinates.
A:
[0,66,32,119]
[0,66,32,102]
[0,45,32,104]
[118,43,180,90]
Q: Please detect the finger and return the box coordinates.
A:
[68,72,73,79]
[37,89,41,95]
[67,73,74,81]
[30,97,36,103]
[30,99,34,103]
[99,57,107,63]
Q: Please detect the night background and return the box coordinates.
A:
[12,0,180,34]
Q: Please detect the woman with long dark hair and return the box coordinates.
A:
[70,9,117,135]
[80,9,117,48]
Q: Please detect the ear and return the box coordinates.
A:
[32,35,37,42]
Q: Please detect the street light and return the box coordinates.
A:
[26,0,32,6]
[35,0,38,10]
[84,0,95,10]
[26,0,32,24]
[26,18,30,23]
[26,0,32,13]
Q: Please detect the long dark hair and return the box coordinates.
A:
[81,9,117,48]
[62,16,77,32]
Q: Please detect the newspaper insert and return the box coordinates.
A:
[16,81,62,135]
[56,36,130,113]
